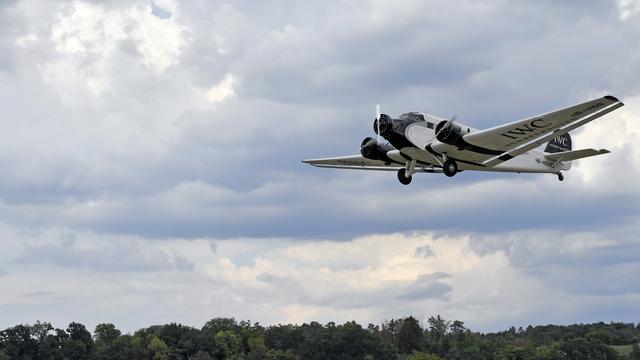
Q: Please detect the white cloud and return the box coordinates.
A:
[206,73,237,103]
[572,95,640,188]
[1,0,640,334]
[617,0,640,20]
[15,33,38,47]
[4,226,638,332]
[43,1,187,97]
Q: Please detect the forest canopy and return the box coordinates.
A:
[1,316,639,359]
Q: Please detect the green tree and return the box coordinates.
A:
[450,320,466,341]
[191,350,214,360]
[559,337,618,360]
[0,350,8,360]
[62,322,93,360]
[148,336,170,360]
[215,330,243,359]
[398,317,423,354]
[265,324,303,351]
[630,343,640,360]
[427,316,449,343]
[266,349,300,360]
[147,323,201,359]
[203,318,240,335]
[128,333,149,359]
[39,327,68,360]
[0,324,38,359]
[95,323,121,344]
[248,335,267,360]
[405,351,444,359]
[93,323,124,360]
[380,319,402,347]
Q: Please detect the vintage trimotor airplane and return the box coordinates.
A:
[303,95,624,184]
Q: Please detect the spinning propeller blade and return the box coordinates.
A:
[376,104,381,143]
[436,115,456,137]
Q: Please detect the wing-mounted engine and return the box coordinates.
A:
[434,120,465,147]
[360,137,395,161]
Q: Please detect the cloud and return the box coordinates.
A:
[3,227,638,333]
[617,0,640,20]
[397,273,452,301]
[415,244,436,259]
[206,73,236,103]
[0,0,638,241]
[469,221,640,297]
[13,228,194,272]
[1,0,640,335]
[21,291,55,299]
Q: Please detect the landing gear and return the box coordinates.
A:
[443,159,458,177]
[397,159,416,185]
[397,168,412,185]
[557,172,564,182]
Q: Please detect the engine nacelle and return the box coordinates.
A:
[373,114,393,136]
[434,120,465,147]
[360,137,395,161]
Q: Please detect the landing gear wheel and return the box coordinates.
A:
[443,159,458,177]
[397,168,412,185]
[557,172,564,182]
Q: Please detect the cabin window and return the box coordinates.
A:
[427,122,434,129]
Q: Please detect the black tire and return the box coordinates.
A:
[557,172,564,182]
[443,159,458,177]
[397,168,412,185]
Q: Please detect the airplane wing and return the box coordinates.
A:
[461,95,624,167]
[302,155,443,173]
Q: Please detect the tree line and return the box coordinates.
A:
[1,316,639,359]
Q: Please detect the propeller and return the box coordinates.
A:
[436,115,456,138]
[375,104,381,144]
[361,136,377,149]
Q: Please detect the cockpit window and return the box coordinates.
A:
[427,122,434,129]
[400,112,425,122]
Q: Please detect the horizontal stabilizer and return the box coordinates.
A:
[544,148,610,162]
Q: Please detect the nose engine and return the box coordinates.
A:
[373,114,393,137]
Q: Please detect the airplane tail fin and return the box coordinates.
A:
[544,133,572,153]
[545,133,573,170]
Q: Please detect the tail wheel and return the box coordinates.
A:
[443,159,458,177]
[557,172,564,181]
[397,168,412,185]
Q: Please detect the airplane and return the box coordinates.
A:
[303,95,624,184]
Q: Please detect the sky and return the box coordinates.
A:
[1,0,640,333]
